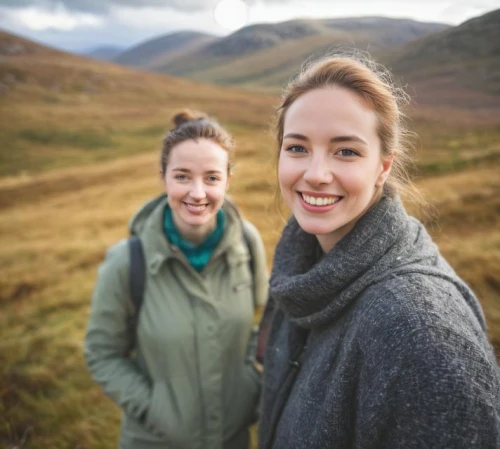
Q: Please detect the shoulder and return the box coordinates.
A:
[241,219,263,243]
[91,239,133,312]
[97,238,130,279]
[355,273,494,365]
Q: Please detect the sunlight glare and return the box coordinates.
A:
[213,0,248,32]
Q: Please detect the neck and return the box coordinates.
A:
[173,217,217,246]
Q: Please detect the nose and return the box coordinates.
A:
[303,153,333,186]
[190,180,207,200]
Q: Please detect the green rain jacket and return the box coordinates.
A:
[84,195,268,449]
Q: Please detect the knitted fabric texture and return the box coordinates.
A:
[259,195,500,449]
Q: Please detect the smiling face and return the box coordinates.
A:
[164,138,230,244]
[278,86,393,253]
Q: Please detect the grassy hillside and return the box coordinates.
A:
[117,10,500,113]
[1,30,499,449]
[114,31,218,68]
[137,17,447,80]
[388,8,500,103]
[0,30,277,177]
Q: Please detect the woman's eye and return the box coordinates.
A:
[207,176,220,182]
[286,145,306,153]
[175,174,187,180]
[338,149,357,157]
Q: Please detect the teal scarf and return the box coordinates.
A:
[163,205,225,272]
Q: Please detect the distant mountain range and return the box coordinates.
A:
[111,17,449,87]
[107,10,499,103]
[114,31,218,68]
[84,45,125,61]
[387,9,500,105]
[1,8,498,112]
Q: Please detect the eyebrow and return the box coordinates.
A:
[283,133,368,145]
[172,167,223,174]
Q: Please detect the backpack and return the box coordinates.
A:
[127,225,255,324]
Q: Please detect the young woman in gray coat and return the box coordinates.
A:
[85,110,268,449]
[258,54,500,449]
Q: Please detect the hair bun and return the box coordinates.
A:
[172,109,207,128]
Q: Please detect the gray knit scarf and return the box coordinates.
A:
[269,195,485,330]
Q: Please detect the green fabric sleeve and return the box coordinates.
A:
[84,240,152,422]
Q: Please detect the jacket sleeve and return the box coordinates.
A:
[84,239,152,422]
[357,296,500,448]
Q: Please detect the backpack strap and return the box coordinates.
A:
[128,236,146,319]
[241,221,257,310]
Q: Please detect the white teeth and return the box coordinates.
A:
[186,204,207,211]
[302,194,340,206]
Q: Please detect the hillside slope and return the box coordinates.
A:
[113,17,446,80]
[0,30,277,177]
[388,8,500,105]
[114,30,218,68]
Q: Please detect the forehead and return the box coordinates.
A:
[169,138,228,170]
[283,86,378,138]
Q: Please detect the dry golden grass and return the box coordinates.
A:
[1,130,499,448]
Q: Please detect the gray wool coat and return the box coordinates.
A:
[259,195,500,449]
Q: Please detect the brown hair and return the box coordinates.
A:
[160,109,234,176]
[276,51,423,207]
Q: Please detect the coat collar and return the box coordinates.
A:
[270,195,420,328]
[137,195,246,275]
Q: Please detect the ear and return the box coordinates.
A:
[375,154,394,187]
[225,172,232,192]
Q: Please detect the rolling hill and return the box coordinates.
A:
[84,45,125,61]
[387,8,500,106]
[114,17,447,82]
[0,30,277,177]
[114,30,218,69]
[110,10,500,112]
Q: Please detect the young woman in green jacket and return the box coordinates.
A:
[84,110,268,449]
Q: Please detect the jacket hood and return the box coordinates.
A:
[127,194,248,276]
[270,195,484,330]
[129,194,167,236]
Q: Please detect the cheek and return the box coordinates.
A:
[278,158,296,191]
[339,162,381,194]
[210,184,229,202]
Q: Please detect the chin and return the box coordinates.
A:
[295,218,341,237]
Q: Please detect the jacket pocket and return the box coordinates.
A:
[120,411,166,445]
[225,364,261,438]
[146,379,201,449]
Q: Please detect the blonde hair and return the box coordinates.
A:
[276,51,423,207]
[160,109,234,176]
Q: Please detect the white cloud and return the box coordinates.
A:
[111,5,222,33]
[15,4,103,31]
[0,0,497,52]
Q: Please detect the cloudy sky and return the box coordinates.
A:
[0,0,498,53]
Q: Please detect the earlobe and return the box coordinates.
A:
[376,155,394,187]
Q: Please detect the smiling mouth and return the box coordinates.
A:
[301,193,342,206]
[184,202,208,211]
